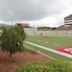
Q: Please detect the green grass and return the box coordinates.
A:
[25,43,72,61]
[25,36,72,61]
[26,36,72,49]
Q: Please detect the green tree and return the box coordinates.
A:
[0,25,36,58]
[14,24,26,40]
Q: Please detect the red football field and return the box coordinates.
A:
[56,47,72,55]
[0,51,51,72]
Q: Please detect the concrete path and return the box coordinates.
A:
[25,41,72,59]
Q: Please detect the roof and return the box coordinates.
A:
[19,23,29,26]
[17,23,29,26]
[64,14,72,20]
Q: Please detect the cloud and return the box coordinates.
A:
[0,0,72,27]
[4,0,46,21]
[28,16,63,27]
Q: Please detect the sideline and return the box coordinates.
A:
[25,41,72,59]
[25,45,56,60]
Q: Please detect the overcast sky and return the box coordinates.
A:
[0,0,72,27]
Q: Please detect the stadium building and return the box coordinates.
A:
[64,14,72,29]
[16,22,30,28]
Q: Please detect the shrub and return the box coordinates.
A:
[16,61,72,72]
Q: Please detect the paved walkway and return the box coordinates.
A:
[25,41,72,59]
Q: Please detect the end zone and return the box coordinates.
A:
[56,47,72,55]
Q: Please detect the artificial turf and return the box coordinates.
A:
[25,36,72,61]
[26,36,72,49]
[25,43,72,61]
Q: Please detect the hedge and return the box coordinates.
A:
[16,61,72,72]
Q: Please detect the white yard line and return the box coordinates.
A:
[53,43,59,46]
[37,39,49,43]
[25,45,56,60]
[45,42,49,43]
[25,41,72,59]
[38,40,42,42]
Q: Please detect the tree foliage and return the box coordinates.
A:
[0,25,26,57]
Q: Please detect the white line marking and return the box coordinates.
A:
[53,43,59,46]
[25,41,72,59]
[38,40,41,42]
[45,42,49,43]
[37,40,49,45]
[25,45,56,60]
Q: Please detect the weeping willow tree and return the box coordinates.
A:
[0,25,36,58]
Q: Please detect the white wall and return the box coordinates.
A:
[24,28,72,36]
